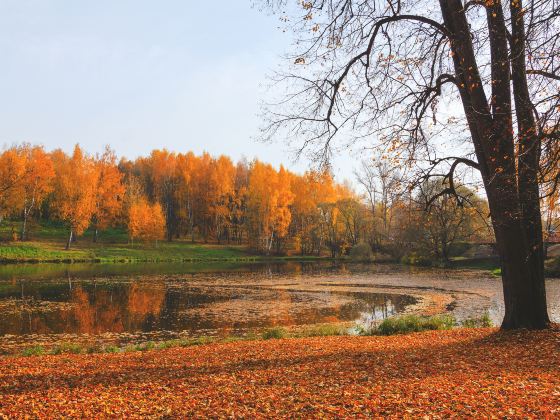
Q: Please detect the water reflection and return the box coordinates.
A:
[0,263,416,337]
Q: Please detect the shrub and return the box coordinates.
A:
[262,327,287,340]
[349,243,374,262]
[21,346,45,357]
[50,342,83,355]
[376,315,456,336]
[400,252,432,266]
[299,324,347,337]
[461,313,493,328]
[136,341,156,351]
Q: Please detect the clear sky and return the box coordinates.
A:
[0,0,357,181]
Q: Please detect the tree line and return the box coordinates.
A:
[0,143,495,259]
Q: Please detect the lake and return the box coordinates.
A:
[0,261,558,351]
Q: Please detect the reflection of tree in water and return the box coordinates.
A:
[0,275,416,336]
[0,281,167,335]
[353,292,418,328]
[263,289,296,327]
[70,286,125,334]
[70,283,166,334]
[127,283,165,325]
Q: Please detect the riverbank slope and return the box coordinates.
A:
[0,223,328,263]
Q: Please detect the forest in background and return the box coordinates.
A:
[0,142,501,263]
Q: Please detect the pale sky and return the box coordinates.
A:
[0,0,357,181]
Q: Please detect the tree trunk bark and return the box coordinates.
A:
[66,229,73,250]
[21,212,28,242]
[439,0,550,329]
[494,221,550,329]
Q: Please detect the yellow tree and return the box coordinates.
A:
[51,145,99,249]
[246,161,294,254]
[290,170,339,255]
[14,145,55,240]
[175,151,198,241]
[92,147,125,242]
[209,155,235,243]
[149,150,179,242]
[128,199,166,246]
[0,147,26,222]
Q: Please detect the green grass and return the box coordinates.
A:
[21,346,46,357]
[0,221,332,264]
[0,240,257,263]
[13,316,497,358]
[449,256,501,272]
[294,324,347,337]
[261,327,288,340]
[50,342,84,355]
[461,313,493,328]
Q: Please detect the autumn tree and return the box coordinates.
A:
[127,199,166,245]
[0,147,26,223]
[417,180,489,262]
[92,147,125,242]
[175,152,198,241]
[263,0,560,329]
[229,159,251,244]
[148,150,180,242]
[51,145,99,249]
[246,161,294,253]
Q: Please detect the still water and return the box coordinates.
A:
[2,261,558,349]
[0,262,416,338]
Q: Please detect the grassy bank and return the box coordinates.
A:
[1,328,558,417]
[0,222,328,263]
[5,314,493,357]
[0,240,263,263]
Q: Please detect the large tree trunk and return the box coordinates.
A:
[440,0,551,329]
[496,223,549,329]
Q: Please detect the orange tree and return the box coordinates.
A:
[92,147,125,242]
[127,199,166,246]
[15,145,55,240]
[51,145,98,249]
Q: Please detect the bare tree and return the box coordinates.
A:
[417,179,487,262]
[356,159,403,248]
[262,0,560,329]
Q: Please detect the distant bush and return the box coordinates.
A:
[375,315,455,336]
[461,313,493,328]
[349,243,374,262]
[400,252,432,267]
[262,327,287,340]
[50,342,83,355]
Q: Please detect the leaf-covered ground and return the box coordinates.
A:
[1,328,559,418]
